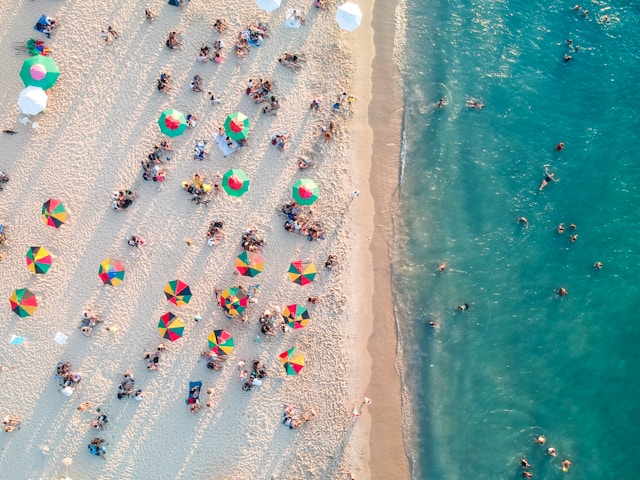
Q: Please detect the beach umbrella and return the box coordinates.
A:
[158,109,188,137]
[41,198,67,228]
[235,251,264,277]
[20,55,60,90]
[25,246,52,274]
[336,2,363,31]
[98,258,125,286]
[164,279,192,306]
[158,312,184,342]
[223,112,250,141]
[279,347,305,375]
[292,178,319,206]
[222,169,250,197]
[9,288,38,317]
[256,0,281,12]
[282,304,310,329]
[288,260,317,286]
[219,287,249,316]
[207,329,235,356]
[18,86,48,115]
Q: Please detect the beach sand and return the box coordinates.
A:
[0,0,407,479]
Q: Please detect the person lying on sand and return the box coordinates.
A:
[3,415,21,432]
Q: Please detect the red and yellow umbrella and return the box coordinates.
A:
[235,251,264,277]
[164,279,192,306]
[10,288,38,317]
[219,287,248,316]
[287,260,317,286]
[98,259,125,286]
[158,312,185,342]
[41,198,67,228]
[25,246,52,274]
[207,329,235,356]
[279,347,305,375]
[282,304,310,329]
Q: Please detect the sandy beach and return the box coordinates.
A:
[0,0,407,479]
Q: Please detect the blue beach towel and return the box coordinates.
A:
[185,381,202,405]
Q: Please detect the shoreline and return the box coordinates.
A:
[351,0,409,478]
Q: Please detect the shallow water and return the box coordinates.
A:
[394,1,640,478]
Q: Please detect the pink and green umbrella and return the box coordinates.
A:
[98,259,125,286]
[41,198,67,228]
[219,287,249,316]
[222,169,250,197]
[20,55,60,90]
[26,246,52,274]
[282,304,310,329]
[158,109,188,137]
[207,329,235,356]
[292,179,319,205]
[287,260,317,286]
[223,112,250,141]
[235,251,264,277]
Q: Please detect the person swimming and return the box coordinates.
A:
[539,165,557,191]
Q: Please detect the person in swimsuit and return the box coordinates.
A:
[539,165,557,191]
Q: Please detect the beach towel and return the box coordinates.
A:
[285,9,301,29]
[215,134,236,157]
[34,15,51,38]
[185,381,202,405]
[168,0,181,5]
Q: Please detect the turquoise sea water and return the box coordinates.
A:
[394,1,640,478]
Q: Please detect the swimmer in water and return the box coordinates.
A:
[564,54,572,62]
[437,263,448,272]
[570,223,576,230]
[570,234,578,243]
[547,447,557,457]
[539,165,557,191]
[556,142,564,151]
[518,217,529,228]
[522,472,533,479]
[428,321,440,331]
[521,458,531,468]
[438,98,446,108]
[457,303,470,311]
[466,98,485,109]
[593,261,603,269]
[561,459,572,472]
[557,223,565,234]
[536,435,546,445]
[558,287,568,297]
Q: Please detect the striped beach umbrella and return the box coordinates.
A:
[10,288,38,317]
[158,312,184,342]
[41,198,67,228]
[279,347,305,375]
[20,55,60,90]
[235,251,264,277]
[207,329,235,356]
[292,178,319,205]
[287,260,317,286]
[158,109,188,137]
[25,246,52,274]
[223,112,250,141]
[222,169,250,197]
[98,258,125,286]
[282,304,310,329]
[219,287,249,316]
[164,279,192,306]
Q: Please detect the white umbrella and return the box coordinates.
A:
[336,2,363,31]
[18,86,48,115]
[256,0,281,12]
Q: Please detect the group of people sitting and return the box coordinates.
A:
[325,254,339,270]
[262,96,281,116]
[157,72,172,93]
[193,139,209,160]
[88,437,106,458]
[235,23,268,57]
[241,228,265,252]
[91,413,108,431]
[206,220,225,246]
[56,361,82,396]
[246,78,274,103]
[80,308,102,337]
[271,132,292,151]
[35,15,58,38]
[259,309,282,336]
[281,200,325,241]
[143,344,167,370]
[242,360,268,392]
[213,18,228,34]
[111,190,137,210]
[190,74,204,92]
[182,173,215,204]
[281,405,317,429]
[278,52,305,72]
[117,371,143,400]
[166,31,183,50]
[197,42,224,63]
